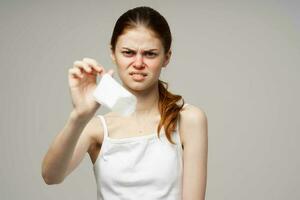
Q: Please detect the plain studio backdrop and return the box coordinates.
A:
[1,0,299,199]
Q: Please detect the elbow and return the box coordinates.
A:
[41,166,64,185]
[42,173,64,185]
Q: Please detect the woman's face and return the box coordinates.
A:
[110,26,171,92]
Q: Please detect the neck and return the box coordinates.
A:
[127,82,160,118]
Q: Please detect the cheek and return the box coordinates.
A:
[148,60,164,72]
[147,59,160,66]
[116,57,131,67]
[145,56,163,67]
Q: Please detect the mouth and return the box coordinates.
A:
[129,72,147,77]
[129,72,147,81]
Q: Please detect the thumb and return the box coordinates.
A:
[107,69,114,77]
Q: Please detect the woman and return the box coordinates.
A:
[42,6,208,200]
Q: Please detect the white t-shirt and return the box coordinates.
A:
[93,104,188,200]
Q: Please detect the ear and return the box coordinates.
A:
[110,54,116,64]
[162,50,172,68]
[110,47,116,64]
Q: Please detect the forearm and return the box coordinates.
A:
[41,111,90,184]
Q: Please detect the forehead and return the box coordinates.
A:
[116,27,163,50]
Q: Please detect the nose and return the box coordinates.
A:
[133,53,145,69]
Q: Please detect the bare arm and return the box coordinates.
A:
[41,112,98,185]
[181,105,208,200]
[41,57,113,185]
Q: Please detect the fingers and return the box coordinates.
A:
[69,67,83,79]
[71,57,103,77]
[69,57,114,79]
[107,69,115,77]
[82,57,104,74]
[74,60,92,74]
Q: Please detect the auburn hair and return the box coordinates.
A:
[110,6,185,144]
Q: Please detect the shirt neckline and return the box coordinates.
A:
[105,131,166,144]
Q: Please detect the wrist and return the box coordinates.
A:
[69,110,93,124]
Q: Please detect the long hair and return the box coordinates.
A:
[110,6,185,144]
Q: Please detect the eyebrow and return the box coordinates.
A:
[121,47,158,51]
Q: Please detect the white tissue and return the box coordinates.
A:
[93,73,137,116]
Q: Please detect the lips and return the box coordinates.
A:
[129,72,147,76]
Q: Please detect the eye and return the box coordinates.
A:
[145,52,157,58]
[122,51,134,56]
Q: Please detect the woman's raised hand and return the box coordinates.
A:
[68,57,114,119]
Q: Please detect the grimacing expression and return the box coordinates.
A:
[110,26,171,92]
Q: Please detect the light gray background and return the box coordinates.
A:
[1,0,299,199]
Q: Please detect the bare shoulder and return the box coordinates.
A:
[180,103,207,121]
[179,103,208,146]
[90,112,118,145]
